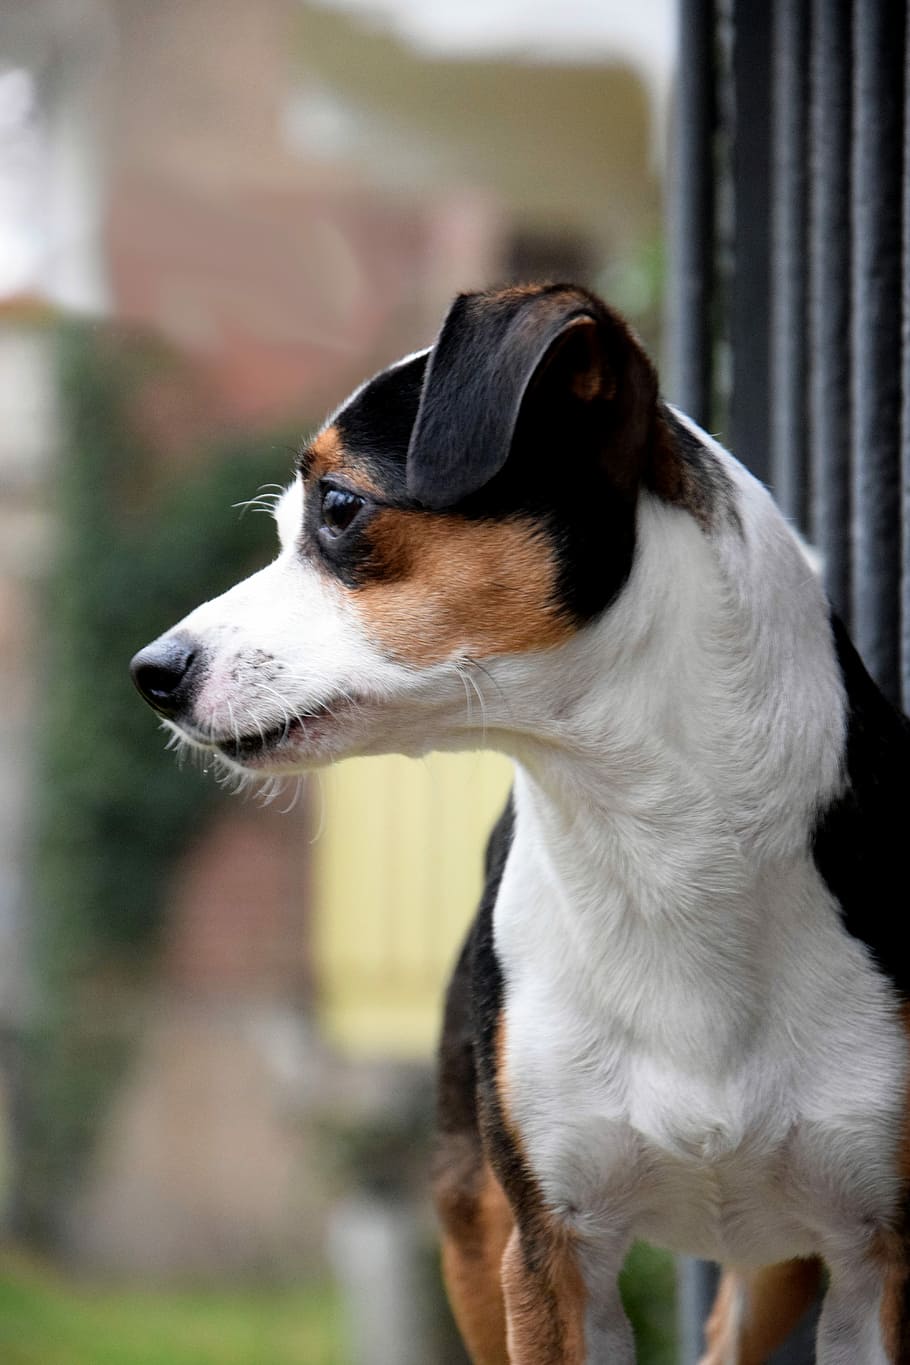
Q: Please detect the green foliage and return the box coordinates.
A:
[621,1242,678,1365]
[0,1244,676,1365]
[596,232,666,360]
[22,321,305,1239]
[0,1252,347,1365]
[36,323,294,973]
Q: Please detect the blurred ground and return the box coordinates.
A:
[0,1243,676,1365]
[0,1251,345,1365]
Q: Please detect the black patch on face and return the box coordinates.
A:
[333,353,429,502]
[314,318,645,624]
[301,476,375,588]
[296,354,425,589]
[455,375,640,624]
[812,614,910,998]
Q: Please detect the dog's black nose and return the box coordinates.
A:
[130,633,199,716]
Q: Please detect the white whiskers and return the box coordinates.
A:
[452,657,490,744]
[232,484,286,519]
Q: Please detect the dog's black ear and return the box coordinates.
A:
[406,284,657,509]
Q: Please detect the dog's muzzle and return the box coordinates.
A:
[130,632,199,718]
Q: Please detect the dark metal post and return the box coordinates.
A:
[770,0,809,526]
[901,4,910,714]
[667,0,716,426]
[669,0,907,1356]
[850,0,904,703]
[725,0,772,484]
[667,2,722,1357]
[808,0,853,621]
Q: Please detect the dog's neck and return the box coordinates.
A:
[485,484,845,885]
[486,484,847,1073]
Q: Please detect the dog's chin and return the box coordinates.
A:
[172,698,366,774]
[217,711,352,772]
[168,686,468,775]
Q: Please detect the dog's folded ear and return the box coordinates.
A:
[406,284,657,510]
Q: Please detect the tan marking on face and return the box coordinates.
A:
[351,508,575,665]
[434,1139,512,1365]
[493,1011,588,1365]
[309,426,345,478]
[309,426,382,495]
[701,1260,822,1365]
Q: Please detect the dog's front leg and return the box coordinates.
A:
[816,1248,905,1365]
[501,1221,634,1365]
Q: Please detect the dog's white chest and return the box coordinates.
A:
[496,831,907,1268]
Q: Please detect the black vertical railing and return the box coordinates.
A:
[770,0,809,528]
[667,0,717,432]
[808,0,852,623]
[903,4,910,705]
[668,0,910,1358]
[666,7,721,1355]
[850,1,904,704]
[725,0,772,485]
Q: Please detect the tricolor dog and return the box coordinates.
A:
[131,284,910,1364]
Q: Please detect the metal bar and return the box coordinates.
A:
[768,28,820,1363]
[769,1303,820,1364]
[726,0,772,484]
[902,4,910,714]
[668,5,722,1354]
[808,0,853,621]
[770,0,809,528]
[671,0,906,1356]
[677,1257,718,1364]
[667,0,716,426]
[850,0,904,703]
[675,0,773,1350]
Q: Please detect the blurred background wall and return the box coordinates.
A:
[0,2,674,1360]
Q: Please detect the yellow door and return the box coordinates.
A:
[313,752,514,1057]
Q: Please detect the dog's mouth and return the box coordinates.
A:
[216,704,339,765]
[174,696,356,770]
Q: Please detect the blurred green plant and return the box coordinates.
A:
[38,324,296,970]
[18,321,303,1241]
[621,1242,678,1365]
[596,231,666,360]
[0,1250,346,1365]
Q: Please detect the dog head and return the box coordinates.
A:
[131,283,673,774]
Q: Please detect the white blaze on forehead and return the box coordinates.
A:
[274,478,303,549]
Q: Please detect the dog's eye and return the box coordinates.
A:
[320,488,365,537]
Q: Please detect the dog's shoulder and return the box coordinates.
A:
[436,792,554,1230]
[813,613,910,998]
[436,795,514,1137]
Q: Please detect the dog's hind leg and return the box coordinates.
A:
[880,1249,910,1364]
[434,929,511,1365]
[434,1140,512,1365]
[699,1258,822,1365]
[500,1224,634,1365]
